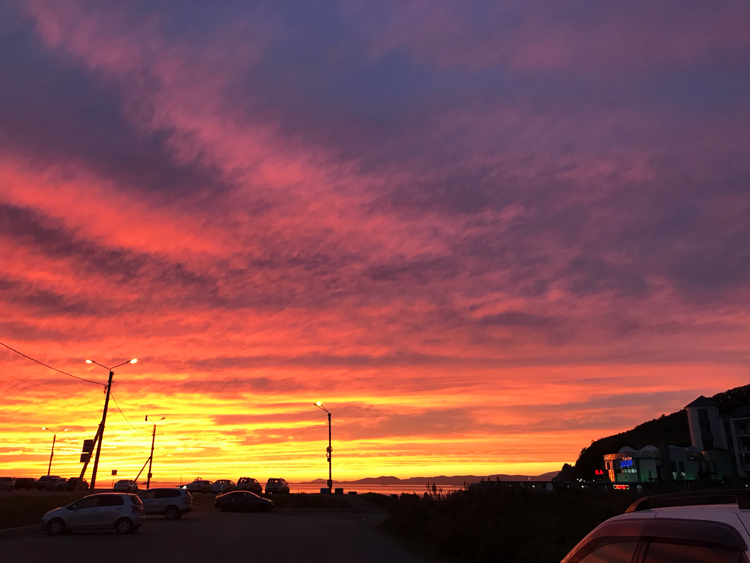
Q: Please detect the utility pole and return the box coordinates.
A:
[42,427,67,476]
[147,424,155,489]
[90,369,114,490]
[145,415,164,490]
[314,402,333,491]
[85,358,137,490]
[327,411,332,490]
[48,434,56,475]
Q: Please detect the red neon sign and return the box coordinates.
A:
[594,470,604,475]
[613,484,630,490]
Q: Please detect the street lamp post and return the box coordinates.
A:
[85,358,137,489]
[314,402,332,491]
[42,426,67,475]
[145,415,165,490]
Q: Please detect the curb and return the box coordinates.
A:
[0,524,40,541]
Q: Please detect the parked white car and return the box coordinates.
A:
[113,480,139,493]
[211,480,236,494]
[561,490,750,562]
[138,488,193,519]
[41,493,144,535]
[185,479,213,494]
[265,478,290,494]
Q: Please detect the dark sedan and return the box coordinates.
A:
[215,491,273,512]
[14,477,38,490]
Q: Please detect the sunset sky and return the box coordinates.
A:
[1,1,748,484]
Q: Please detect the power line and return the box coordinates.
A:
[287,418,327,438]
[110,390,149,434]
[0,369,60,392]
[0,341,105,387]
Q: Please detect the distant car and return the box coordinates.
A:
[66,477,89,491]
[138,488,193,519]
[211,479,236,494]
[37,475,58,490]
[41,476,68,491]
[236,477,262,494]
[561,490,750,562]
[185,479,213,494]
[265,478,290,495]
[113,480,139,493]
[215,491,273,512]
[14,477,38,490]
[0,477,15,491]
[41,493,144,535]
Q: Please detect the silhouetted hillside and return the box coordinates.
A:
[571,383,750,479]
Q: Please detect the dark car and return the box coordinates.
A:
[215,491,273,512]
[236,477,262,494]
[66,477,89,491]
[39,475,67,491]
[14,478,38,490]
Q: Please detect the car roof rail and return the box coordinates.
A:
[626,489,750,512]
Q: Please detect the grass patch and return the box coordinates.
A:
[0,493,88,530]
[380,486,643,563]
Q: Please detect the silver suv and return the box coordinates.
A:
[138,488,192,519]
[562,490,750,562]
[41,493,144,535]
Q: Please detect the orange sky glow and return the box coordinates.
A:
[0,1,748,484]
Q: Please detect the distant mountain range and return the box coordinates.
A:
[308,472,559,485]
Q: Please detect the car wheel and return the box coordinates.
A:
[164,506,180,520]
[115,518,134,534]
[47,519,66,535]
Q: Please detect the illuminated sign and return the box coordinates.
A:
[614,484,630,490]
[620,457,634,468]
[594,470,604,475]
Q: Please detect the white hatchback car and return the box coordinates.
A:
[41,493,144,535]
[211,479,236,494]
[113,479,139,493]
[561,490,750,562]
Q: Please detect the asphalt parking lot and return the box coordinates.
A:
[1,504,428,563]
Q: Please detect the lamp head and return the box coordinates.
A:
[85,359,92,364]
[315,402,322,406]
[42,426,46,430]
[130,358,138,364]
[63,428,68,432]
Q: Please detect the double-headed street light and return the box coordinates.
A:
[84,358,138,489]
[145,415,165,490]
[314,402,333,491]
[42,426,67,475]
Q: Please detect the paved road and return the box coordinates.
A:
[1,507,427,563]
